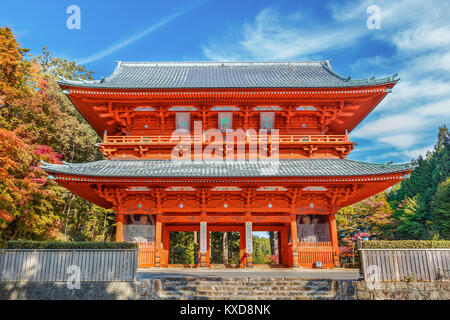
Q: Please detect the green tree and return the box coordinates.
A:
[431,177,450,238]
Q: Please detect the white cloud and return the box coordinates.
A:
[418,99,450,117]
[379,134,418,149]
[403,145,435,159]
[392,25,450,53]
[352,114,426,137]
[203,7,366,61]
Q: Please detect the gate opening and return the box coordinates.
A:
[252,231,281,266]
[210,231,241,267]
[169,231,197,266]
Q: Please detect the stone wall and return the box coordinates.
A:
[0,281,140,300]
[1,278,449,300]
[356,281,450,300]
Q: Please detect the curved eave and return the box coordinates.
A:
[40,159,416,180]
[40,159,415,210]
[57,80,399,91]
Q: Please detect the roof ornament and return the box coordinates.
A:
[379,160,393,168]
[100,77,105,83]
[346,75,352,82]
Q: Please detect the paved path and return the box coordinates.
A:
[137,268,361,280]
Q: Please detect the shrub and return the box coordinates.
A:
[6,240,138,250]
[361,240,450,249]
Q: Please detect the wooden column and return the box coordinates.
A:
[328,214,340,267]
[245,221,253,268]
[240,229,246,268]
[162,228,170,267]
[154,216,162,267]
[199,221,208,267]
[290,214,299,268]
[115,214,125,242]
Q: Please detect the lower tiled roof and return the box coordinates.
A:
[41,159,415,178]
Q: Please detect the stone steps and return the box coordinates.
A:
[138,277,356,300]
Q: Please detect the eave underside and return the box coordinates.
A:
[42,159,415,212]
[60,84,395,137]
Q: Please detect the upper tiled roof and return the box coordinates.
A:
[41,159,414,178]
[58,61,399,89]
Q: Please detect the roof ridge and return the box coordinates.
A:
[118,61,327,67]
[57,60,399,89]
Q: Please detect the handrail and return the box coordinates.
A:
[102,134,350,145]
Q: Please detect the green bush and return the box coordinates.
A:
[6,241,138,250]
[362,240,450,249]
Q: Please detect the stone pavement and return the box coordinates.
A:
[137,267,361,281]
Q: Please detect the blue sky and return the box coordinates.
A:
[1,0,449,164]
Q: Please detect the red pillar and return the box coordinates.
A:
[154,216,162,267]
[115,214,125,242]
[162,228,170,267]
[290,215,299,268]
[328,214,340,267]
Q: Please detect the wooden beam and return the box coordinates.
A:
[99,113,115,118]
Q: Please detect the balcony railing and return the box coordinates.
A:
[102,134,350,145]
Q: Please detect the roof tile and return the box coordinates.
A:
[41,159,415,178]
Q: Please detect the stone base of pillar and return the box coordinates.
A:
[246,254,253,268]
[292,251,299,268]
[200,253,207,267]
[154,255,161,268]
[333,255,340,267]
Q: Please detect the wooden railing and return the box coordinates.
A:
[137,242,155,268]
[102,134,350,145]
[297,242,334,268]
[360,248,450,281]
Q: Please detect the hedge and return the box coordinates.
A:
[361,240,450,249]
[5,241,138,250]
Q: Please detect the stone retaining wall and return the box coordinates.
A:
[1,278,449,300]
[0,281,140,300]
[356,281,450,300]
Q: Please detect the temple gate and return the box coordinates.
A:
[42,61,415,268]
